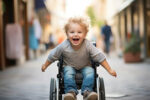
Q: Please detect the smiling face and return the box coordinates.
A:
[66,23,87,49]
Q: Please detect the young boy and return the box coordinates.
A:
[41,16,117,100]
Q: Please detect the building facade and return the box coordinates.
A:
[109,0,150,59]
[0,0,35,70]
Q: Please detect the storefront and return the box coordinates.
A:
[0,0,29,70]
[0,0,5,70]
[145,0,150,57]
[113,0,150,59]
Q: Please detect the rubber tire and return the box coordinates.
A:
[99,77,105,100]
[49,78,57,100]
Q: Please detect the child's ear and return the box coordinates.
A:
[66,33,68,36]
[84,32,87,36]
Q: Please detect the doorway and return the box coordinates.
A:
[146,10,150,57]
[146,0,150,57]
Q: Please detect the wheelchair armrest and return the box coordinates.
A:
[90,42,100,67]
[57,55,63,67]
[91,59,100,67]
[95,62,100,67]
[57,62,60,66]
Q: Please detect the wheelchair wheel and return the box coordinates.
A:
[49,78,57,100]
[99,77,105,100]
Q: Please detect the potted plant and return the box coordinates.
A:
[123,33,142,63]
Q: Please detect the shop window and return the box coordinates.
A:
[132,2,139,36]
[146,0,150,9]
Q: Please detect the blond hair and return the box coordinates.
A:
[64,16,90,34]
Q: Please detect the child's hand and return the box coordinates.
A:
[41,60,51,72]
[41,64,47,72]
[109,69,117,77]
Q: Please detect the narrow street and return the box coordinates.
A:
[0,0,150,100]
[0,52,150,100]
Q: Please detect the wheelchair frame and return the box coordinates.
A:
[49,43,105,100]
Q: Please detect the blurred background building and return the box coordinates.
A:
[0,0,150,70]
[106,0,150,60]
[0,0,50,70]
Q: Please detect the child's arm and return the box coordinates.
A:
[41,60,52,72]
[100,59,117,77]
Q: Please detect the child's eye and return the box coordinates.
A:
[78,31,82,33]
[70,31,74,33]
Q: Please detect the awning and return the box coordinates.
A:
[118,0,135,12]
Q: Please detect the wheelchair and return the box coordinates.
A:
[49,43,105,100]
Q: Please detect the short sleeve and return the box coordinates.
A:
[47,43,64,62]
[87,41,106,63]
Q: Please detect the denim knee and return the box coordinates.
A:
[81,66,94,77]
[63,66,78,94]
[64,66,76,78]
[81,66,95,93]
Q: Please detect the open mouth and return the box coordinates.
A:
[73,38,80,41]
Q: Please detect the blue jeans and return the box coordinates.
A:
[63,66,95,94]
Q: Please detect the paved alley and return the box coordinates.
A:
[0,52,150,100]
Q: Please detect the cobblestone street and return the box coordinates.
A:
[0,52,150,100]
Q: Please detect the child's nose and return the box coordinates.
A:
[74,32,78,35]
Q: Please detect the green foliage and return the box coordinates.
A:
[97,20,104,28]
[86,6,103,27]
[86,6,96,26]
[124,34,141,54]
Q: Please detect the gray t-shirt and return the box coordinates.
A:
[47,39,106,70]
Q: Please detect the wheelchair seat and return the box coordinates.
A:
[75,71,83,89]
